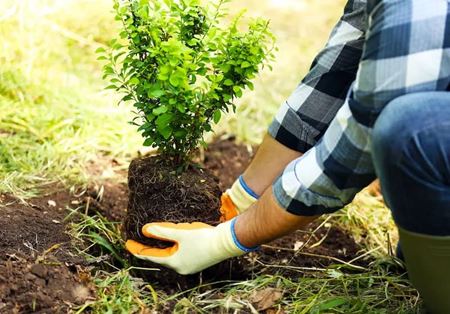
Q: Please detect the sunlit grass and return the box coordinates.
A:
[0,0,141,195]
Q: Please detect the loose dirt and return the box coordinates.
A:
[0,137,367,312]
[0,188,92,313]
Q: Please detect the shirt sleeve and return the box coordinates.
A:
[273,0,450,216]
[268,0,367,153]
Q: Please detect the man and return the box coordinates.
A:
[126,1,450,312]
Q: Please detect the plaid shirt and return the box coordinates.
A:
[270,0,450,216]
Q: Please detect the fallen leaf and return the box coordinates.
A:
[250,288,283,311]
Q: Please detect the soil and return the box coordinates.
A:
[0,137,369,312]
[0,188,92,313]
[125,156,221,247]
[201,135,255,190]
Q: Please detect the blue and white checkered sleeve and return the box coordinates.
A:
[268,0,367,153]
[273,0,450,216]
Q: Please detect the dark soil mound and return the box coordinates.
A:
[0,259,91,313]
[0,190,73,261]
[125,156,222,247]
[123,155,253,289]
[0,188,91,313]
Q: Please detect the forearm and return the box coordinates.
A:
[242,133,302,196]
[234,186,318,248]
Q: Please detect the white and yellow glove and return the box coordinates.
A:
[220,176,259,222]
[125,219,257,275]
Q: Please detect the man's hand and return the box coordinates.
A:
[126,219,255,275]
[220,176,259,222]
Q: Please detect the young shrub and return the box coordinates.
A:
[99,0,275,164]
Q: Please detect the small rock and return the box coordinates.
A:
[47,200,57,207]
[24,273,37,281]
[31,264,48,279]
[72,284,92,303]
[293,241,304,251]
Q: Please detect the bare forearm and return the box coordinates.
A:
[242,133,302,195]
[234,186,319,248]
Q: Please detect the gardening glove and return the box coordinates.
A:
[220,176,259,222]
[125,219,257,275]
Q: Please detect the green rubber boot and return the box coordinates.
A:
[398,226,450,314]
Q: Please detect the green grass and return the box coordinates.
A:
[0,0,423,312]
[0,0,141,196]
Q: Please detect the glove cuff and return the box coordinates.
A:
[230,218,259,253]
[227,176,259,213]
[216,219,259,257]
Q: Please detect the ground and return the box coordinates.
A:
[0,0,423,313]
[0,138,419,313]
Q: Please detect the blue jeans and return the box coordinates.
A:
[372,92,450,237]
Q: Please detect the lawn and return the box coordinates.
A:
[0,0,423,313]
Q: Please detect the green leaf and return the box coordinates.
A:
[316,298,347,311]
[213,110,221,124]
[156,113,174,127]
[153,105,168,115]
[176,103,186,113]
[129,77,140,85]
[241,61,251,68]
[148,88,164,98]
[223,79,233,86]
[95,47,106,53]
[233,86,243,97]
[105,84,118,90]
[143,138,154,146]
[174,129,187,138]
[169,75,180,87]
[158,125,172,139]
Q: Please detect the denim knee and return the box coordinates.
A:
[372,92,450,236]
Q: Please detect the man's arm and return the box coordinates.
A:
[235,0,450,247]
[235,186,318,248]
[241,0,367,196]
[264,0,450,218]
